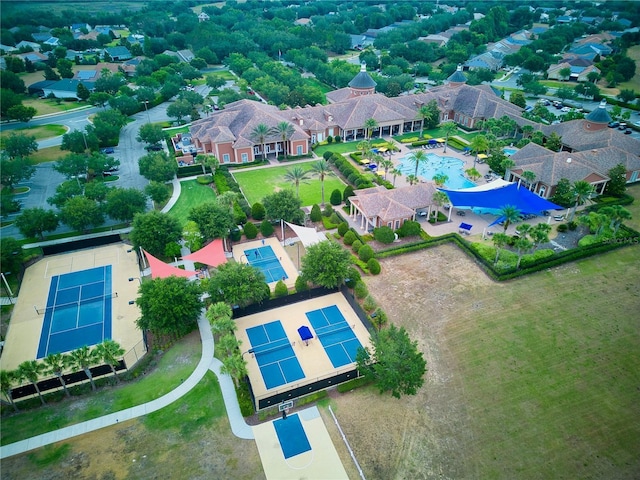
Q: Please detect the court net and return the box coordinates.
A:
[34,293,114,315]
[315,323,352,339]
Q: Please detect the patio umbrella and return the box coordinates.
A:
[463,147,471,151]
[428,139,437,144]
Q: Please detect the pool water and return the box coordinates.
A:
[244,245,288,283]
[503,147,518,156]
[398,153,476,190]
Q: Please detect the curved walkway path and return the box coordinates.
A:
[0,312,254,460]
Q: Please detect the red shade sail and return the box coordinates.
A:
[182,238,227,267]
[143,250,198,279]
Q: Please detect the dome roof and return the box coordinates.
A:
[447,64,467,84]
[585,99,611,124]
[349,64,377,89]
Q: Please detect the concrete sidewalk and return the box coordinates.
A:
[0,312,254,459]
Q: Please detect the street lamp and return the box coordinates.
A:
[141,100,151,123]
[242,348,255,359]
[129,277,142,285]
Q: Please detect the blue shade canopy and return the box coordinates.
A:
[439,183,562,215]
[298,326,313,341]
[459,223,472,231]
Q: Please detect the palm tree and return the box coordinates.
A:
[195,153,218,176]
[391,167,403,187]
[379,159,394,180]
[250,123,271,161]
[417,104,437,139]
[441,121,457,153]
[521,171,536,190]
[217,191,238,210]
[311,159,333,206]
[514,236,533,269]
[363,118,378,140]
[207,302,236,336]
[69,346,99,391]
[271,121,295,159]
[521,125,534,139]
[406,174,419,186]
[499,205,522,233]
[18,360,46,405]
[601,205,632,235]
[217,333,241,357]
[432,191,449,222]
[220,353,248,388]
[407,149,427,180]
[568,180,595,221]
[95,340,126,382]
[529,223,552,250]
[0,370,20,412]
[356,139,373,164]
[432,173,449,187]
[44,353,72,397]
[470,135,488,168]
[492,232,510,265]
[465,167,481,182]
[284,165,311,198]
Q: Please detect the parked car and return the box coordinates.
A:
[608,121,620,128]
[624,129,632,135]
[617,123,627,130]
[100,147,115,154]
[145,144,163,151]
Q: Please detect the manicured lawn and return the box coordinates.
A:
[0,125,67,144]
[29,146,68,164]
[619,45,640,92]
[167,179,217,226]
[313,138,393,157]
[232,162,347,206]
[0,331,202,446]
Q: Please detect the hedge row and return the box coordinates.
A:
[327,152,375,189]
[375,225,640,281]
[214,168,251,217]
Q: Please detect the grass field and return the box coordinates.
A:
[29,146,67,164]
[166,179,217,226]
[232,162,346,207]
[619,45,640,92]
[0,125,66,145]
[0,331,202,446]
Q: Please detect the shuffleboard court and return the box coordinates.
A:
[306,305,363,368]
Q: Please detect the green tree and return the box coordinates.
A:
[188,202,235,240]
[262,189,304,224]
[105,188,148,223]
[440,121,457,153]
[207,261,269,308]
[363,117,378,140]
[138,151,178,182]
[92,109,127,146]
[59,196,105,233]
[251,202,266,221]
[130,211,182,258]
[136,276,202,337]
[1,237,23,275]
[558,67,572,82]
[521,171,536,190]
[220,353,248,388]
[137,123,164,146]
[145,181,171,205]
[417,100,439,137]
[391,167,403,187]
[407,149,427,180]
[69,346,101,391]
[617,89,636,104]
[311,159,333,206]
[432,173,449,186]
[492,232,510,265]
[61,130,99,154]
[465,168,481,182]
[250,123,271,161]
[509,91,526,108]
[498,205,522,233]
[195,154,218,176]
[7,105,37,123]
[569,180,595,221]
[470,135,488,168]
[166,99,193,124]
[95,340,125,382]
[18,360,46,405]
[0,155,36,189]
[206,302,235,336]
[600,205,632,236]
[43,353,72,398]
[284,165,310,198]
[604,164,627,197]
[356,324,427,399]
[182,220,203,253]
[529,223,552,250]
[15,207,59,240]
[271,121,295,159]
[0,370,20,412]
[77,82,90,102]
[301,240,351,288]
[550,178,574,208]
[4,133,38,160]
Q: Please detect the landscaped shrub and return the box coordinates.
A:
[196,175,213,184]
[347,173,359,184]
[323,151,333,161]
[323,204,334,217]
[309,204,322,222]
[358,244,375,262]
[567,221,578,231]
[229,227,241,241]
[243,222,258,239]
[363,294,377,312]
[274,280,288,298]
[337,221,349,236]
[343,185,354,202]
[260,220,274,237]
[345,266,361,288]
[334,135,342,143]
[330,189,342,206]
[370,307,388,330]
[326,135,333,143]
[329,212,341,225]
[396,220,422,238]
[165,242,181,258]
[557,224,568,232]
[354,280,368,299]
[351,239,363,253]
[251,202,266,220]
[233,203,247,224]
[519,249,555,268]
[373,226,395,244]
[343,230,356,245]
[295,275,309,293]
[367,258,381,274]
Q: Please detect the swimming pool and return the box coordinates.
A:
[398,153,476,189]
[244,245,288,283]
[503,147,518,156]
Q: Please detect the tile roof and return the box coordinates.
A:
[351,183,437,224]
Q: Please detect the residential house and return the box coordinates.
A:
[547,61,600,82]
[0,44,17,53]
[161,49,195,63]
[198,12,210,22]
[40,79,94,99]
[15,40,41,51]
[104,46,132,61]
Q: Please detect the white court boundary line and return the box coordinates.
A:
[328,404,366,480]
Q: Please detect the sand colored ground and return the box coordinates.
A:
[1,243,144,372]
[234,292,373,408]
[253,406,348,479]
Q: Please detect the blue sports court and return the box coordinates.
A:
[36,266,113,358]
[273,413,312,459]
[246,320,305,389]
[244,245,288,283]
[305,305,363,368]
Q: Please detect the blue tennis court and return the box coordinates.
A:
[306,305,363,368]
[244,245,288,283]
[246,320,305,389]
[273,413,312,459]
[36,266,112,358]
